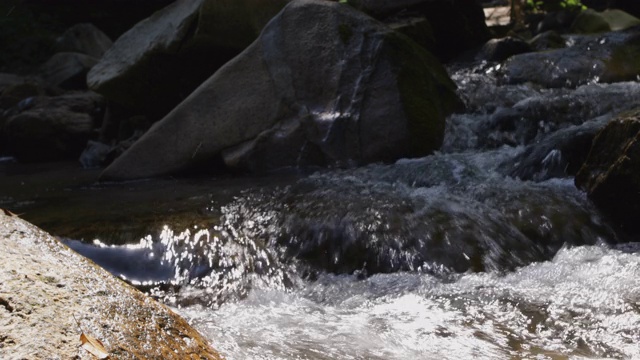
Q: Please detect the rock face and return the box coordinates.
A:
[0,213,223,359]
[87,0,289,119]
[500,30,640,88]
[2,92,104,162]
[101,0,460,179]
[575,109,640,234]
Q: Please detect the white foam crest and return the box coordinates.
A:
[185,246,640,360]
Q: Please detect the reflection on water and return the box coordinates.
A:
[181,246,640,360]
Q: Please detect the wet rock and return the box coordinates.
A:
[348,0,490,61]
[3,92,104,162]
[575,109,640,233]
[476,37,532,62]
[504,116,610,181]
[500,30,640,88]
[39,52,99,90]
[101,0,460,179]
[56,23,113,58]
[87,0,289,119]
[0,213,222,359]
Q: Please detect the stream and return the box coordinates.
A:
[4,56,640,358]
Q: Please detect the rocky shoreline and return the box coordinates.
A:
[0,212,222,359]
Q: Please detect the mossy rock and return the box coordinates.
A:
[571,9,612,33]
[384,31,461,155]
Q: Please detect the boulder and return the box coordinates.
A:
[56,23,113,58]
[348,0,490,61]
[500,30,640,88]
[601,9,640,31]
[3,92,104,162]
[0,212,222,359]
[504,116,610,181]
[571,8,640,34]
[475,36,532,62]
[101,0,460,179]
[39,52,99,90]
[575,109,640,234]
[570,8,612,34]
[87,0,289,120]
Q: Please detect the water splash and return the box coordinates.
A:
[184,245,640,360]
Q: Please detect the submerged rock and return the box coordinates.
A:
[0,213,222,359]
[101,0,460,179]
[575,109,640,234]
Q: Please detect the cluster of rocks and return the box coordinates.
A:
[1,0,490,176]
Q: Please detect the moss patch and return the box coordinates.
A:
[383,31,461,156]
[604,37,640,82]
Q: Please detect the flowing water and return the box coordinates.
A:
[7,58,640,358]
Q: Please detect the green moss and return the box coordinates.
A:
[604,40,640,82]
[338,23,353,44]
[383,31,461,156]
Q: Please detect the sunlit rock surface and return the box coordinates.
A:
[0,213,222,359]
[102,0,459,179]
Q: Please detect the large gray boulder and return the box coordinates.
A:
[87,0,289,119]
[101,0,460,180]
[0,212,222,359]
